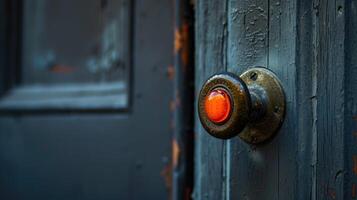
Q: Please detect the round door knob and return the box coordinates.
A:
[198,67,286,144]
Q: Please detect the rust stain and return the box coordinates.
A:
[167,65,175,80]
[160,163,172,189]
[160,163,172,200]
[353,184,357,198]
[353,155,357,175]
[174,22,191,70]
[180,23,190,69]
[49,64,75,74]
[174,28,182,54]
[172,139,180,168]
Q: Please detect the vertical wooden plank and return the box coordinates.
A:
[194,0,227,199]
[227,0,306,199]
[296,0,316,199]
[315,0,346,199]
[227,0,279,199]
[345,1,357,199]
[270,0,299,200]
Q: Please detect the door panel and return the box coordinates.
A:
[195,0,356,199]
[0,0,174,199]
[1,0,130,112]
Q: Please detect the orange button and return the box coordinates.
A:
[204,88,232,123]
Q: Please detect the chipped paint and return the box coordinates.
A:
[161,163,173,189]
[161,163,173,200]
[180,23,190,68]
[174,23,191,70]
[172,139,180,168]
[174,28,182,54]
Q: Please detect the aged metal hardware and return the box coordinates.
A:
[198,67,285,144]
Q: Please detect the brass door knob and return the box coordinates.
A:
[198,67,286,144]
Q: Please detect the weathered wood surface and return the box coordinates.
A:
[315,0,346,199]
[195,0,355,199]
[194,1,227,199]
[227,0,278,199]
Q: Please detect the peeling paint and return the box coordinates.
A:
[174,23,190,70]
[160,163,173,200]
[172,139,180,168]
[161,163,173,189]
[174,28,182,54]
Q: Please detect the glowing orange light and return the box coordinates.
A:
[204,88,232,123]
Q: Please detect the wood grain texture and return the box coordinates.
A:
[194,0,227,199]
[196,0,352,199]
[271,1,299,199]
[314,0,346,199]
[296,0,315,199]
[227,0,279,199]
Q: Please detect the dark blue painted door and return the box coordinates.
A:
[0,0,174,199]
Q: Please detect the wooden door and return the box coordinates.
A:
[0,0,174,199]
[194,0,357,199]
